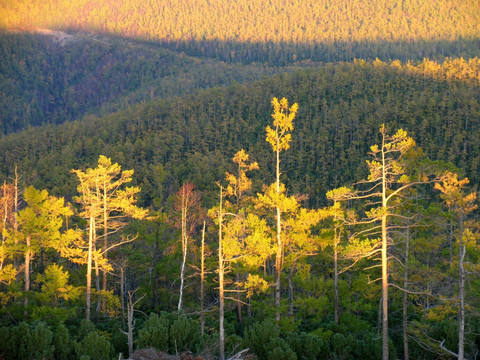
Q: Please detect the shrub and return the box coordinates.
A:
[53,322,74,360]
[266,338,297,360]
[137,313,169,352]
[243,319,279,360]
[12,322,33,360]
[169,315,201,353]
[31,321,54,360]
[76,331,113,360]
[286,332,329,360]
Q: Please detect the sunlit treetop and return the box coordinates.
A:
[266,97,298,152]
[434,172,477,214]
[225,149,259,201]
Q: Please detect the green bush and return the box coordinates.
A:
[331,333,353,359]
[54,322,74,360]
[31,321,54,360]
[243,319,279,360]
[0,326,13,359]
[169,315,201,353]
[286,332,329,360]
[12,322,33,360]
[137,313,169,352]
[266,338,297,360]
[77,319,96,341]
[75,331,113,360]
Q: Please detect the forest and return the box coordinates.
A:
[1,1,480,360]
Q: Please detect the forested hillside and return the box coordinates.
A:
[2,0,480,64]
[1,58,479,205]
[0,30,298,135]
[1,1,480,360]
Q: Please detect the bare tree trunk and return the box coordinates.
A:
[449,222,454,265]
[403,226,410,360]
[377,296,383,338]
[126,291,134,358]
[334,226,340,324]
[381,139,389,360]
[13,169,20,283]
[152,228,160,309]
[1,182,7,246]
[24,235,31,318]
[288,260,297,316]
[381,216,389,360]
[121,289,144,359]
[200,221,206,336]
[178,186,187,311]
[275,135,282,324]
[236,273,243,324]
[218,188,225,360]
[95,259,101,319]
[121,266,125,329]
[458,216,465,360]
[86,215,94,322]
[102,189,108,313]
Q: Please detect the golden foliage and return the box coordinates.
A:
[266,97,298,152]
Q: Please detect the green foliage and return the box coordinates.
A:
[75,331,113,360]
[169,315,201,353]
[31,321,55,360]
[243,319,279,360]
[77,319,96,341]
[136,312,201,354]
[0,31,290,135]
[35,264,81,305]
[285,332,329,360]
[137,313,169,352]
[12,322,33,360]
[0,326,13,359]
[0,322,55,360]
[266,338,297,360]
[53,323,74,360]
[331,333,354,359]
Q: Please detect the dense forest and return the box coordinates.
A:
[0,30,302,135]
[1,1,480,360]
[2,0,480,64]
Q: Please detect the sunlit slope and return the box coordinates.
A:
[2,0,479,62]
[1,58,479,204]
[2,0,478,43]
[0,30,296,135]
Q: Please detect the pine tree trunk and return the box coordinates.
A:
[275,136,282,323]
[458,216,465,360]
[102,196,108,313]
[381,144,389,360]
[95,259,101,319]
[403,226,410,360]
[236,273,243,323]
[126,291,134,358]
[24,235,31,318]
[218,188,225,360]
[121,266,125,329]
[178,187,187,311]
[86,215,94,322]
[334,229,340,324]
[200,221,205,336]
[288,260,297,317]
[13,169,19,284]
